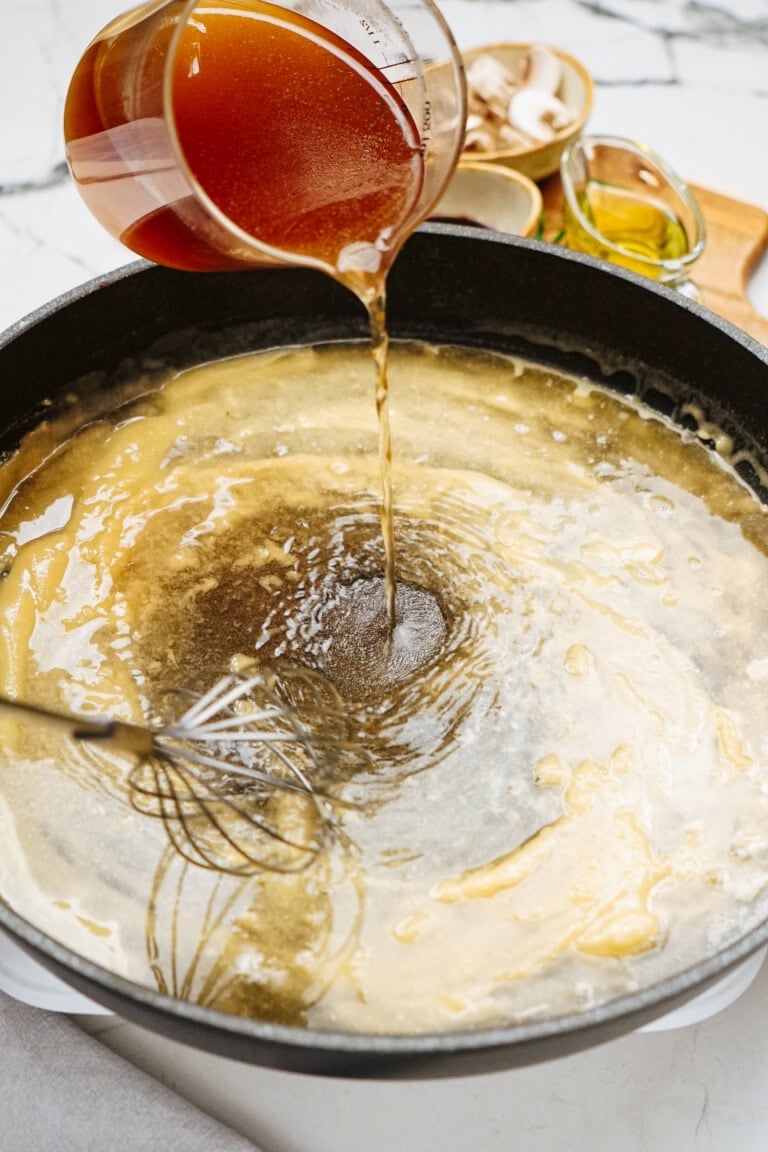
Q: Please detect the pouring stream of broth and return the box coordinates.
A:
[65,0,432,629]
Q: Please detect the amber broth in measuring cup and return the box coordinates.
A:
[64,0,465,625]
[66,2,425,277]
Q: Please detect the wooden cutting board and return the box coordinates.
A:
[539,175,768,346]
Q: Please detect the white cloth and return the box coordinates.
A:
[0,991,260,1151]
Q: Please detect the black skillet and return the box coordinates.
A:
[1,225,767,1078]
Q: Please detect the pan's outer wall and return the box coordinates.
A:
[1,228,768,1078]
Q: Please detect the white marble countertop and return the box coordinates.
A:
[3,1,768,1149]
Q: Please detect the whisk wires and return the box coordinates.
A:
[0,662,365,877]
[127,663,363,876]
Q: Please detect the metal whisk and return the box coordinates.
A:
[0,663,364,876]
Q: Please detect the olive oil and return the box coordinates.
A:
[565,180,690,278]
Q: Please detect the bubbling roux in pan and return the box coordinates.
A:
[2,341,768,1032]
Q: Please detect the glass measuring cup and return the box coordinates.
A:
[560,134,706,299]
[63,0,466,287]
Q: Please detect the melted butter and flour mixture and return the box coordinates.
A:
[2,340,768,1033]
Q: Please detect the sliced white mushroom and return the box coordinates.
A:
[522,43,563,96]
[497,121,536,150]
[462,44,579,155]
[464,125,498,152]
[467,89,504,125]
[508,87,575,142]
[466,54,519,121]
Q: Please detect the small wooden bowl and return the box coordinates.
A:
[430,161,543,237]
[461,42,594,182]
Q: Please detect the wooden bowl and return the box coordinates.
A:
[430,161,543,237]
[461,42,594,182]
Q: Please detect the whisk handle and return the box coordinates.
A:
[0,695,155,757]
